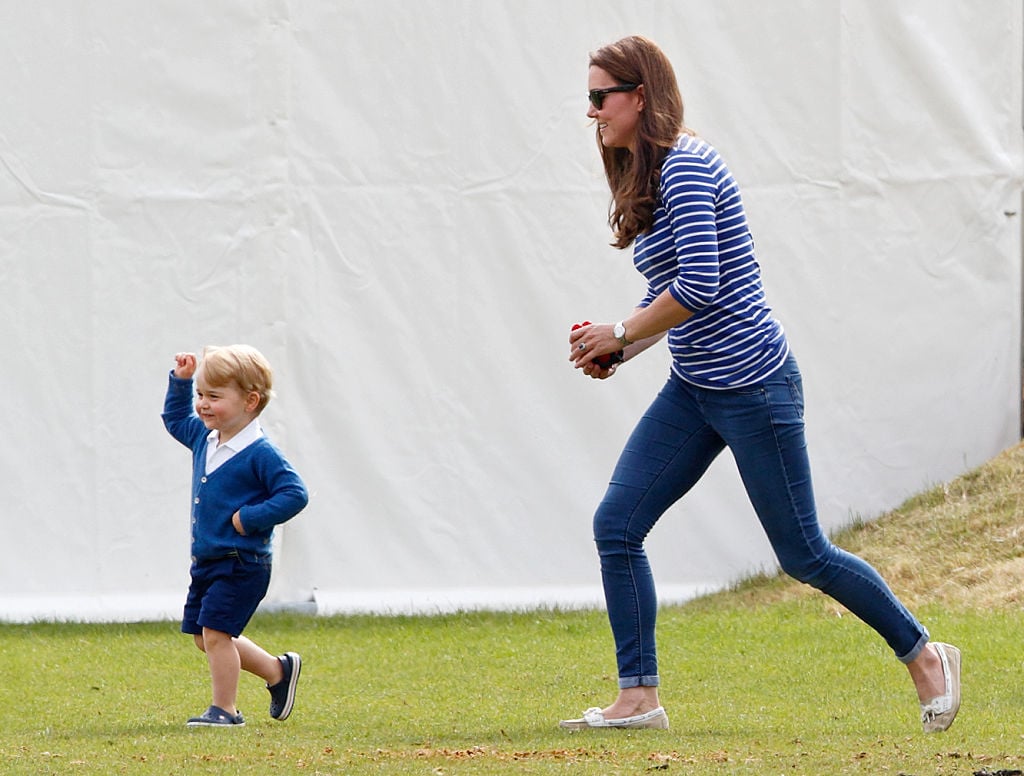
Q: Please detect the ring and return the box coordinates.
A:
[578,342,586,350]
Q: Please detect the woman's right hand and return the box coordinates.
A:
[581,360,619,380]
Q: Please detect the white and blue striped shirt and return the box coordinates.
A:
[634,135,789,388]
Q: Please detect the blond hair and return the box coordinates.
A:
[197,344,275,414]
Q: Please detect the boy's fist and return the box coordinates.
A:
[173,352,197,380]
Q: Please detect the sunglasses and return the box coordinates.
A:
[588,83,640,109]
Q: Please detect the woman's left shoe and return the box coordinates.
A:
[559,706,669,730]
[920,642,961,733]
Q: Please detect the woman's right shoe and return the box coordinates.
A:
[920,642,961,733]
[559,706,669,729]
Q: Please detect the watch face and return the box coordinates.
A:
[614,323,625,338]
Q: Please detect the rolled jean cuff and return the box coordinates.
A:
[897,632,930,665]
[619,674,659,689]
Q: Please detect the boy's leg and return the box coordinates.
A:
[203,627,242,714]
[189,555,303,720]
[235,635,284,685]
[236,636,302,721]
[193,555,272,716]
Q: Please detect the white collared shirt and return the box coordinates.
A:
[205,418,264,475]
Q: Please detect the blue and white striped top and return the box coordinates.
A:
[634,135,789,389]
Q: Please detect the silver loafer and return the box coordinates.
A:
[559,706,669,730]
[920,642,961,733]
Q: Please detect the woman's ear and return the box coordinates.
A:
[636,84,645,111]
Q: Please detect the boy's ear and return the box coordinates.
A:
[245,391,261,412]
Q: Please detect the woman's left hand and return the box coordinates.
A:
[569,322,621,377]
[232,511,246,535]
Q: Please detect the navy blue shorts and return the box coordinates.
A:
[181,553,272,638]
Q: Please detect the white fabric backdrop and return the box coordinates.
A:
[0,1,1020,621]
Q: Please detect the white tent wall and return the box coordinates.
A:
[0,1,1020,622]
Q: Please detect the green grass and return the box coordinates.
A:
[4,606,1021,775]
[6,443,1024,775]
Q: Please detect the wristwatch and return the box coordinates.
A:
[613,321,632,347]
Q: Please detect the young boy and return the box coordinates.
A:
[162,345,309,727]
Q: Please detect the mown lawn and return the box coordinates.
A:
[7,443,1024,775]
[1,602,1020,775]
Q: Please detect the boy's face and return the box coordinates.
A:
[194,368,260,443]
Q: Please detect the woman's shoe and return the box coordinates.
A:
[920,642,961,733]
[559,706,669,730]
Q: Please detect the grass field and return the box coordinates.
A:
[4,443,1024,775]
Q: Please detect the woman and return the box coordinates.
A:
[560,35,960,733]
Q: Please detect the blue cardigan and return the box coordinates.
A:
[162,373,308,562]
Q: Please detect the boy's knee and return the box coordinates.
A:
[201,627,233,649]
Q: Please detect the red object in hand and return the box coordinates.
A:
[572,321,624,368]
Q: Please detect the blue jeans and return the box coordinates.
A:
[593,353,929,688]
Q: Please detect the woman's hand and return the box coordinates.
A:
[232,511,246,535]
[569,322,622,373]
[581,359,619,379]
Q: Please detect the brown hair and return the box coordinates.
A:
[589,36,690,249]
[197,344,275,414]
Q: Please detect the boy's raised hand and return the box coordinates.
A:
[173,352,197,380]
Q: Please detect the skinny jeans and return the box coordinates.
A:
[593,353,929,688]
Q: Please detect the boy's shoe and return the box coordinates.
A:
[186,705,245,727]
[267,651,302,720]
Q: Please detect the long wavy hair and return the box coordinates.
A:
[589,36,690,249]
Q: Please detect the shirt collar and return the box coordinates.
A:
[207,418,264,453]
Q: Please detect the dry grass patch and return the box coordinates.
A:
[717,441,1024,612]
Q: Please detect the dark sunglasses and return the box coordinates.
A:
[588,83,640,109]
